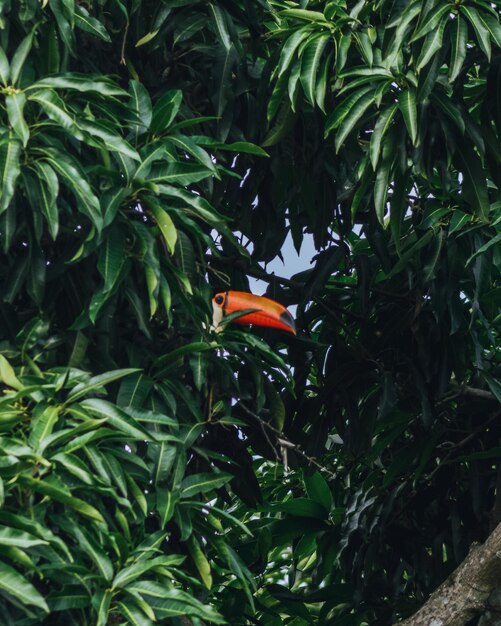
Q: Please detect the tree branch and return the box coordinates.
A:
[394,522,501,626]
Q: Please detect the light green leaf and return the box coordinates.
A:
[135,29,159,47]
[0,527,48,549]
[0,560,49,612]
[187,535,212,589]
[281,9,328,22]
[149,201,178,254]
[0,46,9,84]
[0,354,23,390]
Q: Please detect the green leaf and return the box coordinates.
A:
[67,368,141,403]
[462,6,491,60]
[449,15,467,82]
[416,16,447,71]
[71,526,114,581]
[96,227,127,293]
[0,46,9,84]
[168,134,218,175]
[112,552,186,589]
[126,581,225,622]
[157,488,179,526]
[187,535,212,589]
[370,103,398,170]
[28,405,59,452]
[0,135,21,214]
[151,90,183,134]
[334,90,374,151]
[49,0,76,54]
[29,73,128,96]
[129,80,152,139]
[80,398,153,441]
[454,142,490,221]
[303,471,333,512]
[278,28,310,78]
[325,84,373,136]
[398,88,418,145]
[117,600,154,626]
[0,527,48,549]
[410,3,450,41]
[449,210,472,233]
[466,231,501,264]
[300,33,330,105]
[482,12,501,49]
[28,89,78,131]
[0,354,23,390]
[180,472,232,498]
[5,92,29,147]
[135,29,160,47]
[33,161,60,239]
[148,201,178,254]
[10,31,34,85]
[208,3,232,50]
[75,5,111,41]
[40,149,103,230]
[431,90,465,134]
[78,119,140,161]
[0,560,49,612]
[94,589,112,626]
[20,475,105,522]
[281,9,327,23]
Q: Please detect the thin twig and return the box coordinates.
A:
[239,403,336,479]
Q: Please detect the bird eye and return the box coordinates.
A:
[215,295,224,305]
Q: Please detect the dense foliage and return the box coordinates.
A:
[0,0,499,624]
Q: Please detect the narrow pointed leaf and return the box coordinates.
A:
[398,88,418,145]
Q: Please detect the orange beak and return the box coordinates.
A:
[212,291,296,335]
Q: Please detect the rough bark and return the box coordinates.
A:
[395,522,501,626]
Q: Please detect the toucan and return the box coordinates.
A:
[212,291,296,335]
